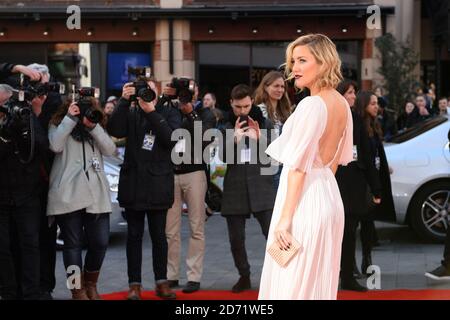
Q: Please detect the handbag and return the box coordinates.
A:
[267,235,302,268]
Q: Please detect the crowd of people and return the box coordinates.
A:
[0,34,449,300]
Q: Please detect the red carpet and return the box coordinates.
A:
[102,289,450,300]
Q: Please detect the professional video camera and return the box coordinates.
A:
[128,66,156,103]
[166,77,196,104]
[9,74,66,100]
[71,86,104,124]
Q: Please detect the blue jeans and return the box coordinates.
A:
[56,210,110,274]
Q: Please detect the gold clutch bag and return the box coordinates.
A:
[267,236,302,268]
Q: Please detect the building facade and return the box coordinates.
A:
[0,0,447,106]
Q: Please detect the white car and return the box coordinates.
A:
[104,152,125,227]
[385,115,450,242]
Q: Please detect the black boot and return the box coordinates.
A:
[353,261,364,279]
[361,254,373,276]
[341,277,368,292]
[231,276,251,293]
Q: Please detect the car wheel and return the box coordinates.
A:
[410,180,450,242]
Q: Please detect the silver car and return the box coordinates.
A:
[385,115,450,242]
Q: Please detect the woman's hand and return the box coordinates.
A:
[372,196,381,204]
[274,216,293,250]
[82,117,96,129]
[67,102,80,117]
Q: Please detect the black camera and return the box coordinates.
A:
[0,90,33,143]
[73,86,103,124]
[167,77,196,104]
[12,75,66,99]
[128,66,156,103]
[33,81,65,97]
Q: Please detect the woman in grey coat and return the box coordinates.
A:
[47,97,116,300]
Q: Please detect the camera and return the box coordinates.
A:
[72,86,104,124]
[9,74,66,100]
[128,66,156,103]
[167,77,196,104]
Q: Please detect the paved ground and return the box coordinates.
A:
[52,213,450,300]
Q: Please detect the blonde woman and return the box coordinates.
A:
[258,34,353,300]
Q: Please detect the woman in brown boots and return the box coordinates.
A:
[47,97,116,300]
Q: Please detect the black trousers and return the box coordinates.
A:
[340,215,359,281]
[126,209,168,284]
[39,189,57,293]
[443,226,450,266]
[225,210,271,277]
[0,197,41,300]
[360,219,376,257]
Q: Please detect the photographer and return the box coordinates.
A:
[11,63,62,300]
[107,78,181,300]
[0,82,49,300]
[47,92,116,300]
[165,80,216,293]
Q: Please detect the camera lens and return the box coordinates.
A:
[138,87,156,103]
[85,109,103,124]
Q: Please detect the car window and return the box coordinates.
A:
[389,116,448,144]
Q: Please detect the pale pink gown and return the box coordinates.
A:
[258,96,353,300]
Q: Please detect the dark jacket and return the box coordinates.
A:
[173,106,216,175]
[0,62,15,81]
[378,108,397,141]
[336,109,382,217]
[0,113,49,207]
[220,105,276,216]
[406,107,431,128]
[107,97,182,211]
[368,133,396,222]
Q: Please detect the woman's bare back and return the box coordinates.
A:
[317,89,350,170]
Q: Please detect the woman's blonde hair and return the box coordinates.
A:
[285,33,343,90]
[253,71,292,123]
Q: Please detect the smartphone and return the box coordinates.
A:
[239,115,249,128]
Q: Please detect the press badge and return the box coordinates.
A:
[92,156,101,172]
[142,132,156,151]
[241,148,251,163]
[352,145,358,161]
[174,138,186,153]
[375,156,381,170]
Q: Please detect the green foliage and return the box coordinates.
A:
[374,33,419,113]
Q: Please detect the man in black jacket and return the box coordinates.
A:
[107,80,181,300]
[0,83,49,300]
[220,84,275,293]
[165,84,216,294]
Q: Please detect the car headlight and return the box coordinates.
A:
[106,174,119,193]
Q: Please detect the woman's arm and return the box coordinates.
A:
[48,115,78,153]
[90,125,116,156]
[275,168,306,250]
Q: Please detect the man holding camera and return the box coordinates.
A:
[107,78,181,300]
[220,84,275,293]
[0,80,49,300]
[163,80,216,293]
